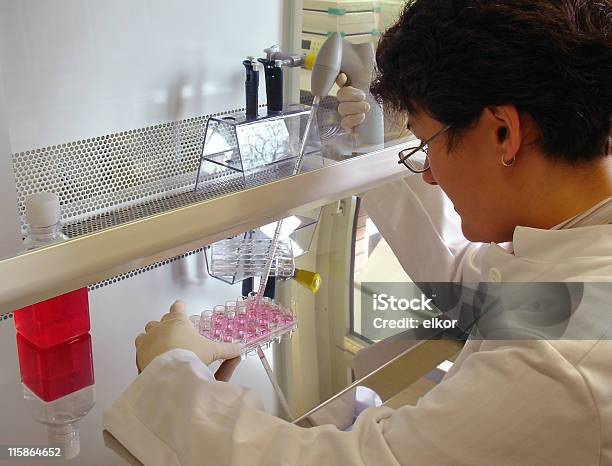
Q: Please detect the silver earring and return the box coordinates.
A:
[501,154,516,167]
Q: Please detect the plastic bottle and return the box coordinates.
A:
[17,333,95,460]
[13,192,94,459]
[14,192,90,348]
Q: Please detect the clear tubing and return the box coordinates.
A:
[256,97,321,305]
[295,96,320,175]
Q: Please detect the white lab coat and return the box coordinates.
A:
[104,174,612,466]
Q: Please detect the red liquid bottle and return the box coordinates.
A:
[13,193,90,348]
[17,332,94,402]
[16,333,95,460]
[14,289,90,348]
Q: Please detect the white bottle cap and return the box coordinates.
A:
[25,192,60,227]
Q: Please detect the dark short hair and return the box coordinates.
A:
[371,0,612,162]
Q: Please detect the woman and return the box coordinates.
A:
[104,1,612,464]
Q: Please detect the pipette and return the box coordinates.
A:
[257,347,294,420]
[255,32,348,303]
[249,100,320,420]
[252,34,344,419]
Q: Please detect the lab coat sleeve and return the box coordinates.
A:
[103,346,599,466]
[362,175,487,282]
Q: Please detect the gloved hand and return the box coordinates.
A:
[336,73,371,133]
[135,300,241,380]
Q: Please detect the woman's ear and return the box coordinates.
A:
[488,105,522,161]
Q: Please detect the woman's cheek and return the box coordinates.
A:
[422,168,438,185]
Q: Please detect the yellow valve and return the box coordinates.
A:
[293,269,322,294]
[304,53,317,71]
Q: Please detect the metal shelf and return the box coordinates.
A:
[0,142,409,313]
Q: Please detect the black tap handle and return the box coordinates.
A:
[258,58,283,113]
[243,59,259,118]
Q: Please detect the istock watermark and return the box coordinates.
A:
[360,283,459,340]
[360,282,612,341]
[372,293,434,312]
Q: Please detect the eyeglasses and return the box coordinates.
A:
[398,125,452,173]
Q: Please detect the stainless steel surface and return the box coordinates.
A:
[0,142,408,313]
[294,338,463,429]
[0,246,208,322]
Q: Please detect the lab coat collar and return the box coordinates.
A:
[511,224,612,261]
[478,224,612,283]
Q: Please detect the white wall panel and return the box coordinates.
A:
[0,61,22,259]
[0,0,282,152]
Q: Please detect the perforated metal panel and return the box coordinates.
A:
[61,155,322,238]
[12,108,252,234]
[12,101,338,240]
[88,246,207,291]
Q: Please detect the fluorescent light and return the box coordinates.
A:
[436,360,454,372]
[260,216,301,240]
[290,239,303,257]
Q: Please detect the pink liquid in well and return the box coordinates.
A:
[199,301,295,345]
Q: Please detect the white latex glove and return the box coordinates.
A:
[135,300,241,379]
[336,72,371,132]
